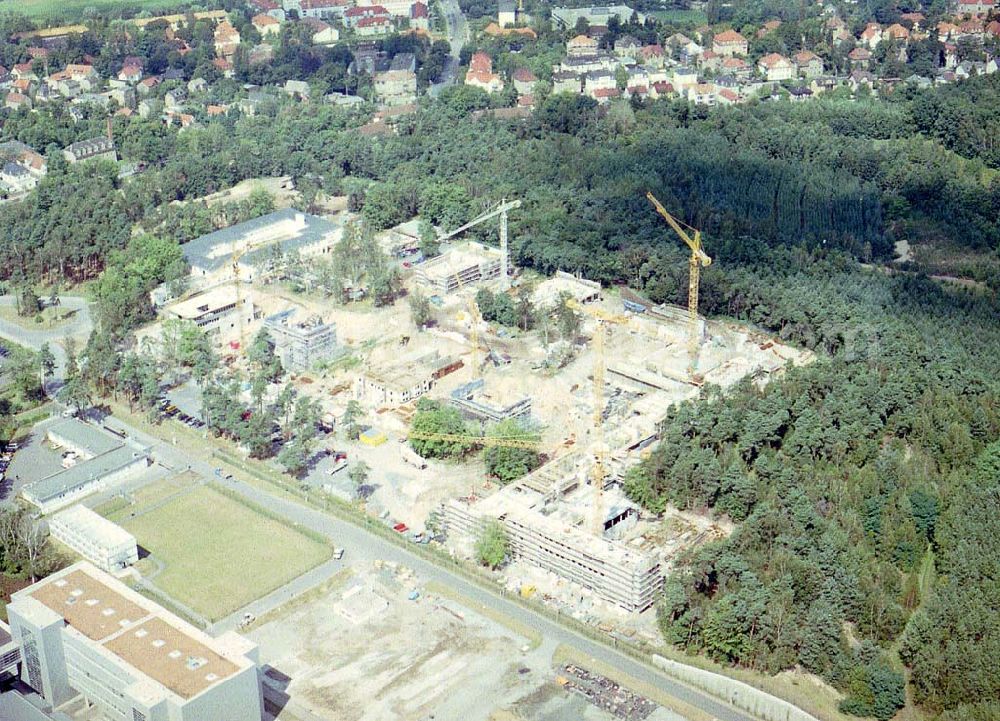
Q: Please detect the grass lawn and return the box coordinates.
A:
[4,0,184,20]
[650,8,708,24]
[0,305,76,331]
[117,485,331,621]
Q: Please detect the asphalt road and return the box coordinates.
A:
[0,295,93,394]
[429,0,469,97]
[100,411,756,721]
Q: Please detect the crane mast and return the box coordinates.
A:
[645,192,711,375]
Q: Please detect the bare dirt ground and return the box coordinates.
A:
[252,561,560,721]
[251,560,686,721]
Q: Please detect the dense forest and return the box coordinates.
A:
[1,23,999,719]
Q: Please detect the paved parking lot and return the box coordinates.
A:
[1,418,65,503]
[166,381,205,422]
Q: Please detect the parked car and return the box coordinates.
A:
[333,547,345,560]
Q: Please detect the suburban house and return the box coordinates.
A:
[955,0,994,14]
[284,79,311,99]
[1,162,37,194]
[793,50,823,77]
[253,13,282,35]
[639,44,664,67]
[860,22,882,48]
[848,47,872,68]
[552,70,582,94]
[671,66,698,90]
[712,29,748,56]
[214,20,242,58]
[410,1,430,30]
[567,34,599,57]
[722,56,751,78]
[498,0,517,26]
[884,23,910,42]
[375,52,417,105]
[304,17,340,44]
[757,19,781,37]
[355,14,394,35]
[300,0,351,20]
[614,35,641,58]
[512,67,537,95]
[62,136,117,164]
[687,82,716,105]
[465,52,504,93]
[117,57,143,83]
[345,4,389,26]
[758,53,795,81]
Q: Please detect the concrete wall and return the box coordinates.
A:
[652,655,821,721]
[0,688,74,721]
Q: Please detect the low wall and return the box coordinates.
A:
[652,655,821,721]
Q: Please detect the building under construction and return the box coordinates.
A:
[448,379,532,427]
[414,242,503,295]
[355,351,463,408]
[263,309,344,372]
[442,452,664,612]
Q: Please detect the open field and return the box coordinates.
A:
[114,483,331,621]
[3,0,182,19]
[649,9,707,24]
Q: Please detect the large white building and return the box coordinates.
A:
[21,420,151,516]
[49,505,138,574]
[182,208,341,293]
[161,284,254,342]
[7,563,262,721]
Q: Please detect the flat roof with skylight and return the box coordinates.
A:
[17,563,253,701]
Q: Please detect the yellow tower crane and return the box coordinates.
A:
[645,192,712,375]
[232,246,248,353]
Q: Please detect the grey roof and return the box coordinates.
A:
[2,162,30,177]
[24,445,148,505]
[499,0,516,11]
[0,140,35,157]
[64,136,114,158]
[182,208,340,273]
[390,52,416,72]
[48,418,123,456]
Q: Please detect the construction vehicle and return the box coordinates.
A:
[645,192,711,375]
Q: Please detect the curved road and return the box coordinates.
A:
[0,295,93,394]
[97,413,755,721]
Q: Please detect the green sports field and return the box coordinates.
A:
[115,484,331,621]
[3,0,184,20]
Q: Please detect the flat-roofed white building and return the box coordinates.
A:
[49,506,138,574]
[161,284,253,341]
[0,620,20,679]
[7,562,262,721]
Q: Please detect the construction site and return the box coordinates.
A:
[150,194,811,626]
